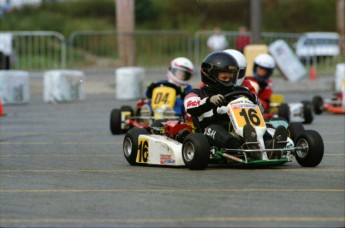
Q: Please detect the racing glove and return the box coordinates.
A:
[210,94,226,107]
[216,106,228,114]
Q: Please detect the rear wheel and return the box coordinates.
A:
[110,106,134,135]
[123,128,148,165]
[121,106,134,115]
[182,133,210,170]
[288,122,305,143]
[278,103,290,122]
[120,106,134,133]
[295,130,324,167]
[110,109,122,135]
[312,96,324,115]
[301,100,313,124]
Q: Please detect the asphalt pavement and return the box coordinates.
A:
[0,69,344,227]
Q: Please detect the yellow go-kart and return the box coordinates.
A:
[110,82,183,135]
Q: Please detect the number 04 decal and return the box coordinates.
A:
[232,106,265,128]
[136,138,149,163]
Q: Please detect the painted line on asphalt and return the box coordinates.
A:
[0,169,133,173]
[2,132,110,136]
[0,141,122,145]
[324,141,345,144]
[0,140,343,145]
[0,216,344,224]
[0,168,344,173]
[0,153,343,157]
[0,154,122,157]
[0,188,344,193]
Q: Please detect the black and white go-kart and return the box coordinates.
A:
[123,90,324,170]
[265,94,314,124]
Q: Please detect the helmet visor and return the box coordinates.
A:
[171,68,192,81]
[238,68,246,80]
[214,69,238,85]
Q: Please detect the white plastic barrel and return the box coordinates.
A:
[43,70,85,103]
[0,70,30,104]
[335,63,345,92]
[115,67,145,100]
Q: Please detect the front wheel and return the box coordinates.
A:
[301,100,313,124]
[288,122,305,143]
[312,96,324,115]
[295,130,324,167]
[182,133,210,170]
[123,128,148,165]
[110,109,122,135]
[278,103,290,123]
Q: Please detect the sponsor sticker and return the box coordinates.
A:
[186,100,200,108]
[160,154,175,164]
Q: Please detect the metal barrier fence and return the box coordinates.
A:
[0,31,66,70]
[69,30,192,69]
[1,30,344,73]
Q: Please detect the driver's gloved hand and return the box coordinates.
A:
[216,106,228,114]
[210,94,226,107]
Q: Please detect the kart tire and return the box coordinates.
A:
[120,106,134,133]
[110,109,122,135]
[301,100,313,124]
[123,128,148,165]
[288,122,305,143]
[278,103,290,123]
[312,96,324,115]
[295,130,324,167]
[134,108,141,119]
[121,106,134,115]
[182,133,210,170]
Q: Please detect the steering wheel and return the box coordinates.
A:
[156,81,176,87]
[155,81,182,95]
[223,87,257,104]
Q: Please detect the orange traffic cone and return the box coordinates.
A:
[0,97,5,116]
[309,66,317,81]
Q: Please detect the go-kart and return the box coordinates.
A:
[264,94,314,124]
[312,67,345,115]
[312,93,345,114]
[110,81,184,135]
[123,89,324,170]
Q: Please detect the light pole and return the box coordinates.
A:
[116,0,136,66]
[250,0,261,44]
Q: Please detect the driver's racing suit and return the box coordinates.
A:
[184,86,258,149]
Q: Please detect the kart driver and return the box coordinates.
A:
[199,49,258,101]
[223,49,257,94]
[184,51,288,158]
[146,57,194,115]
[246,53,275,113]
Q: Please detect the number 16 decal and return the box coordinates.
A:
[239,108,261,126]
[137,138,149,163]
[232,106,265,128]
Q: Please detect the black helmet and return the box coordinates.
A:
[201,51,239,93]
